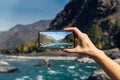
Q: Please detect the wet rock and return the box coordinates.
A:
[0,65,18,73]
[113,58,120,64]
[104,48,120,59]
[76,57,95,63]
[0,60,18,73]
[34,59,52,67]
[87,59,120,80]
[87,69,110,80]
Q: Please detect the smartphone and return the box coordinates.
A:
[38,31,75,49]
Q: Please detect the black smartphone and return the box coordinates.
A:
[38,31,75,49]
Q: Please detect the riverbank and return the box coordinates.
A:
[4,55,78,61]
[0,51,79,61]
[1,48,120,62]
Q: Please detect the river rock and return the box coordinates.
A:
[34,59,52,67]
[77,57,95,63]
[104,48,120,59]
[113,58,120,64]
[87,69,110,80]
[0,65,18,73]
[87,58,120,80]
[0,61,18,73]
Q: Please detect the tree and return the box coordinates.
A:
[16,43,24,53]
[88,25,103,49]
[108,19,120,48]
[23,46,29,53]
[111,19,120,35]
[27,41,37,53]
[9,48,16,55]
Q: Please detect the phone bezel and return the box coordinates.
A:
[38,30,75,49]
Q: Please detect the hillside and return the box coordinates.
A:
[62,33,74,43]
[0,20,51,49]
[40,34,55,43]
[48,0,120,31]
[48,0,120,48]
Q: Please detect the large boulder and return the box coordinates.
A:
[0,65,18,73]
[104,48,120,59]
[87,57,120,80]
[87,69,110,80]
[0,61,18,73]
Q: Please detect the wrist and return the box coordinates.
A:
[90,49,105,59]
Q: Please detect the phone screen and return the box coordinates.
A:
[38,31,75,49]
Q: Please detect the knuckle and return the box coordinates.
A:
[74,27,78,30]
[83,33,87,36]
[83,33,88,38]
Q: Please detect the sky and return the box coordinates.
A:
[40,32,72,40]
[0,0,69,31]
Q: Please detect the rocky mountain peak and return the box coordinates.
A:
[48,0,119,32]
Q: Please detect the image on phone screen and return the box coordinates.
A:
[38,31,75,49]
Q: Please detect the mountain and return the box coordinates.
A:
[0,20,51,49]
[40,34,56,43]
[62,33,74,43]
[48,0,120,48]
[48,0,120,32]
[0,31,3,34]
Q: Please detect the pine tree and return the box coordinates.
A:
[88,25,103,49]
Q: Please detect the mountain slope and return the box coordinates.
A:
[47,0,120,48]
[40,34,55,43]
[0,20,51,49]
[48,0,120,32]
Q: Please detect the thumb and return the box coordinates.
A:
[63,49,76,53]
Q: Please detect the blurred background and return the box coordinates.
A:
[0,0,120,80]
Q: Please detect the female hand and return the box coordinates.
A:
[63,27,120,80]
[63,27,103,57]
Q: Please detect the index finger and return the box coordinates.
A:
[63,27,83,38]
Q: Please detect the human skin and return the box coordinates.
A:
[63,27,120,80]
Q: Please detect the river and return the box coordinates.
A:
[0,56,100,80]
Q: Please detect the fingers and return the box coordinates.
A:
[63,27,84,54]
[63,27,83,39]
